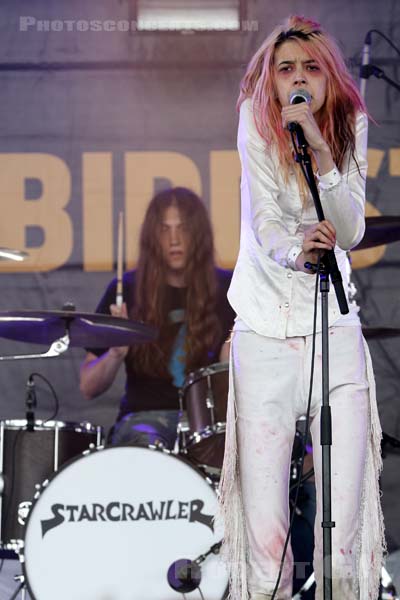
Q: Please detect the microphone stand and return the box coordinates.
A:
[289,123,349,600]
[360,63,400,93]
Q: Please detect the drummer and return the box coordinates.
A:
[80,187,235,448]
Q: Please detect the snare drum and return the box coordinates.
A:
[0,419,102,551]
[182,362,228,470]
[22,445,228,600]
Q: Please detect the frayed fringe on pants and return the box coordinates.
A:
[217,326,385,600]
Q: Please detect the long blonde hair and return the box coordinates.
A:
[238,15,367,181]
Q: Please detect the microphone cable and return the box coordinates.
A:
[270,253,321,599]
[363,29,400,58]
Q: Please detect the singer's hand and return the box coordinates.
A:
[109,302,129,358]
[282,103,327,152]
[295,220,336,274]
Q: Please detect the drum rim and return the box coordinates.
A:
[20,443,219,600]
[0,419,102,434]
[183,361,229,390]
[187,422,226,444]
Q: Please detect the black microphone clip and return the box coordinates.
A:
[26,375,37,432]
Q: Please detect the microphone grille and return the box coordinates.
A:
[289,89,311,105]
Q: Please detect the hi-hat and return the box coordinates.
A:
[354,216,400,251]
[0,310,157,348]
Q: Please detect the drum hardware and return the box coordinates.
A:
[167,558,202,594]
[291,561,399,599]
[176,388,190,454]
[25,377,36,432]
[206,374,216,427]
[8,573,26,600]
[0,308,157,355]
[0,334,69,362]
[168,540,224,596]
[0,248,29,262]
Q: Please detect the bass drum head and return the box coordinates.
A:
[23,445,228,600]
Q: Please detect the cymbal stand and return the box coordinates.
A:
[8,574,26,600]
[0,334,69,362]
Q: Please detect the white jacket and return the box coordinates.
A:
[228,98,367,338]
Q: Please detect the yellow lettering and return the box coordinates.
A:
[367,148,385,178]
[389,149,400,176]
[0,153,72,272]
[350,201,385,270]
[210,151,241,269]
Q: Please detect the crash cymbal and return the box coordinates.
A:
[0,310,157,348]
[362,326,400,340]
[354,216,400,251]
[0,248,29,261]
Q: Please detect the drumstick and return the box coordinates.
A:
[116,211,123,308]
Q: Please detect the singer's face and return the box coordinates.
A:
[159,204,189,273]
[273,40,327,114]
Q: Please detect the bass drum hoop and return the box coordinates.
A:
[1,419,101,434]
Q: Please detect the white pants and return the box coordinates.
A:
[232,326,370,599]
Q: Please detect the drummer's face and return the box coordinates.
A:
[160,204,189,274]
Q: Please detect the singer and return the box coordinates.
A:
[219,15,385,600]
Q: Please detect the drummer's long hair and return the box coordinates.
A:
[128,187,221,379]
[238,15,367,191]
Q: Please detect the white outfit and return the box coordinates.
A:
[218,99,385,600]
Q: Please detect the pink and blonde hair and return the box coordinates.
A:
[238,15,367,178]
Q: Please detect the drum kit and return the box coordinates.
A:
[0,214,400,599]
[0,308,232,600]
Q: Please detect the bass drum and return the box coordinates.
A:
[22,445,228,600]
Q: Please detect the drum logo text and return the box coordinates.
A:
[40,499,214,537]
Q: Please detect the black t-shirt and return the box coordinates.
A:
[88,268,235,420]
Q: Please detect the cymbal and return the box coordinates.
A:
[354,216,400,251]
[0,310,157,348]
[362,326,400,340]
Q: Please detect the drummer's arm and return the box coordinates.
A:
[80,301,129,400]
[80,346,127,400]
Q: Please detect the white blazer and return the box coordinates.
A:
[228,98,367,338]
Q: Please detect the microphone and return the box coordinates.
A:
[288,89,311,149]
[167,558,202,593]
[25,375,37,432]
[359,30,372,99]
